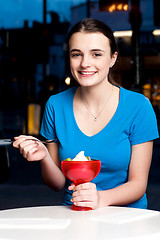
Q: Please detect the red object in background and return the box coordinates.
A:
[61,160,101,211]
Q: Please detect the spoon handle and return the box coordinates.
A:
[0,138,57,146]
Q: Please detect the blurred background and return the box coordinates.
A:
[0,0,160,211]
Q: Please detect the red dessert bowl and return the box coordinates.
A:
[61,159,101,211]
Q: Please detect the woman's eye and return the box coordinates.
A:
[71,53,81,57]
[93,53,102,57]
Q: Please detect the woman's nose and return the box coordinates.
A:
[81,56,91,68]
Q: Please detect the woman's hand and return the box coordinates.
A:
[13,135,49,162]
[68,182,99,210]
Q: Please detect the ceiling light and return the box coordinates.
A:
[114,31,132,37]
[152,29,160,36]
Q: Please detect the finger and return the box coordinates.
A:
[75,182,96,191]
[72,191,97,202]
[72,187,98,200]
[25,147,40,161]
[19,138,39,150]
[14,135,26,140]
[68,183,76,191]
[14,135,29,143]
[72,189,94,197]
[24,142,45,161]
[20,143,39,158]
[13,137,27,148]
[72,194,98,210]
[13,135,37,148]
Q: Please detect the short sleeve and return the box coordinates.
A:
[40,96,57,140]
[129,97,159,145]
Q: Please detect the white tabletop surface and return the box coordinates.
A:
[0,206,160,240]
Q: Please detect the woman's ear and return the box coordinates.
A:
[110,51,118,68]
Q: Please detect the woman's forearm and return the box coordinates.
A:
[97,180,147,207]
[40,154,66,191]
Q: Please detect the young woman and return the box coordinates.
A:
[13,18,159,209]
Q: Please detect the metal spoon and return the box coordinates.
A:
[0,138,57,146]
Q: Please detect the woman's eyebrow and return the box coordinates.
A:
[70,49,105,53]
[91,49,105,52]
[70,49,81,53]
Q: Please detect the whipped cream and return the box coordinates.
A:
[72,151,88,161]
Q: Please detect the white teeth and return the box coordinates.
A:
[80,72,96,75]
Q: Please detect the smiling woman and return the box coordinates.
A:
[13,18,159,211]
[69,31,118,88]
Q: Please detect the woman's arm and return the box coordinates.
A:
[98,141,153,207]
[70,141,153,209]
[13,135,66,191]
[40,142,66,191]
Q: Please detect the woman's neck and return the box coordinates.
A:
[79,81,113,108]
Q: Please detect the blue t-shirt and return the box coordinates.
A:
[40,86,159,209]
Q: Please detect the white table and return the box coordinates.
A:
[0,206,160,240]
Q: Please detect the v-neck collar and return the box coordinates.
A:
[71,86,122,139]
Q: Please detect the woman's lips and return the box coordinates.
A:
[78,71,97,76]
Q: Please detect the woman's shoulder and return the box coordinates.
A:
[47,87,77,104]
[120,87,156,125]
[120,87,150,106]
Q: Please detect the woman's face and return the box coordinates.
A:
[69,32,118,87]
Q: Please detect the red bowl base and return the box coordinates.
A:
[71,204,92,211]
